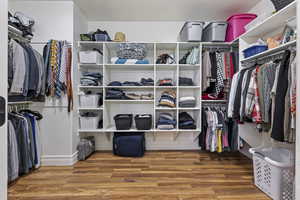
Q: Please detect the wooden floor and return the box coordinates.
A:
[8,151,270,200]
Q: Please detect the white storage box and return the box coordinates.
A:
[79,50,103,64]
[79,115,100,130]
[249,147,295,200]
[202,22,228,42]
[79,94,100,108]
[179,21,204,42]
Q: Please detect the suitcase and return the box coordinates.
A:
[113,132,145,157]
[77,136,95,161]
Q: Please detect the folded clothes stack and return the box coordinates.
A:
[179,112,196,129]
[179,96,196,108]
[106,88,154,100]
[179,77,194,86]
[111,57,150,64]
[108,78,154,87]
[158,78,174,86]
[80,72,103,86]
[156,113,177,130]
[158,89,176,108]
[141,78,154,86]
[110,43,149,64]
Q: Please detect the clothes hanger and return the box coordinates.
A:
[19,109,43,120]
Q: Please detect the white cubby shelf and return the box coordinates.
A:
[77,41,233,137]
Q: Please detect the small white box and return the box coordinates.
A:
[79,116,100,130]
[79,51,103,64]
[79,94,100,108]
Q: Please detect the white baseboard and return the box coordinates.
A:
[95,145,200,151]
[41,151,78,166]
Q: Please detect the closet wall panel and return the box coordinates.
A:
[0,0,8,199]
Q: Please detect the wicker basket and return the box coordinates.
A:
[270,0,294,11]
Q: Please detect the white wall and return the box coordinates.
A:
[0,0,8,199]
[73,4,88,154]
[9,1,77,165]
[248,0,275,16]
[88,21,185,42]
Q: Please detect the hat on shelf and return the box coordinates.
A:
[114,32,126,42]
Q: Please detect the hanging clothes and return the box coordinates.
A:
[202,50,237,100]
[8,38,46,102]
[199,106,238,153]
[7,110,42,182]
[228,49,296,143]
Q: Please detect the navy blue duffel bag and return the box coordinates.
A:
[113,132,145,157]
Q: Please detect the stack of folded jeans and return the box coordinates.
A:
[158,89,176,108]
[108,78,154,87]
[158,78,174,86]
[179,112,196,129]
[179,96,196,108]
[179,77,194,86]
[156,113,177,130]
[80,72,102,86]
[106,89,126,99]
[141,78,154,86]
[111,57,150,64]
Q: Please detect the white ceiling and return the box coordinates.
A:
[11,0,261,21]
[74,0,261,21]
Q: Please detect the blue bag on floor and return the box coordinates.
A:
[113,132,145,157]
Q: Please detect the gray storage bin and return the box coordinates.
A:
[202,22,228,42]
[77,136,95,161]
[179,21,204,42]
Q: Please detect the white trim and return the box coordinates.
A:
[41,151,78,166]
[95,145,199,151]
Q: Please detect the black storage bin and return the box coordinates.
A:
[135,114,152,130]
[113,132,145,157]
[270,0,294,11]
[114,114,133,130]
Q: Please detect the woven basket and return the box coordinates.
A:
[270,0,294,11]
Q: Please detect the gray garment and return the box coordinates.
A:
[179,100,196,108]
[10,40,26,94]
[22,46,30,96]
[257,65,265,122]
[8,41,14,90]
[202,51,212,92]
[8,120,19,182]
[33,49,46,96]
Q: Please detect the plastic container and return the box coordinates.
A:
[202,22,228,42]
[243,45,268,58]
[114,114,133,130]
[79,51,103,64]
[179,21,205,42]
[79,94,101,108]
[225,13,257,42]
[77,136,95,161]
[135,114,152,130]
[79,115,100,130]
[249,147,295,200]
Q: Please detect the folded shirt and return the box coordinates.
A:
[179,77,194,86]
[158,78,174,86]
[111,57,149,64]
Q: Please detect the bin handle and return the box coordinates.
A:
[264,157,293,168]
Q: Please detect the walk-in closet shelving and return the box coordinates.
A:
[77,41,234,140]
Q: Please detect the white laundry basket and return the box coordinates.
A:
[249,147,295,200]
[79,94,100,108]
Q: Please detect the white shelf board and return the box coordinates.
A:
[241,1,296,38]
[8,101,33,105]
[156,64,177,67]
[79,63,103,67]
[202,100,227,103]
[178,107,201,110]
[105,86,154,89]
[179,64,201,70]
[78,129,104,133]
[105,100,154,103]
[178,129,201,132]
[241,40,296,62]
[154,129,178,132]
[155,107,177,110]
[201,42,232,46]
[106,126,154,132]
[79,85,103,89]
[78,107,103,111]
